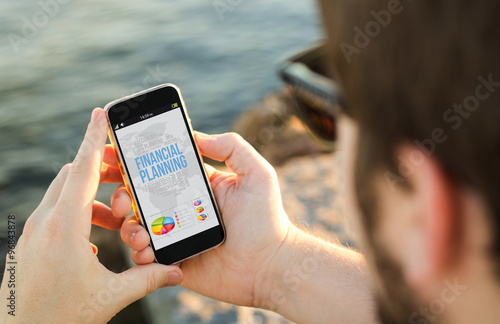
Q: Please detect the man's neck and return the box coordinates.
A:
[445,271,500,324]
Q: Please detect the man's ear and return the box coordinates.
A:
[379,144,459,299]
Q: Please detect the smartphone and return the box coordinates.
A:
[105,84,225,265]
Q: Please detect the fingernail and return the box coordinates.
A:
[90,243,98,255]
[130,231,136,244]
[165,271,181,287]
[91,108,100,122]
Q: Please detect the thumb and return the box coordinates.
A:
[115,264,183,306]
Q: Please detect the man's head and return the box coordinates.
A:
[319,0,499,323]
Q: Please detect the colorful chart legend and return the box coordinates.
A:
[193,196,210,222]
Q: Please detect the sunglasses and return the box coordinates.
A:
[277,43,342,150]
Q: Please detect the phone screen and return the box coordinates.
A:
[106,85,224,264]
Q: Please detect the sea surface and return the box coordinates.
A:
[0,0,321,221]
[0,1,322,322]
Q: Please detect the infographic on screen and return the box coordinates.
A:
[115,107,219,250]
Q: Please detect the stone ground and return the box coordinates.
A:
[138,151,357,324]
[135,92,357,324]
[1,91,357,323]
[89,146,355,324]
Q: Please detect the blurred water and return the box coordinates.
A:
[0,1,321,322]
[0,0,321,220]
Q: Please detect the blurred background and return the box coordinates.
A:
[0,0,355,323]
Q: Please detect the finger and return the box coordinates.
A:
[195,132,272,177]
[90,242,98,255]
[111,184,132,218]
[100,163,123,184]
[203,163,234,197]
[131,247,155,265]
[203,163,233,180]
[204,163,217,178]
[116,264,182,308]
[103,144,119,167]
[121,215,151,251]
[57,108,108,228]
[91,201,124,230]
[37,163,72,210]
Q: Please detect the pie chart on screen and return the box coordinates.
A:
[151,216,175,235]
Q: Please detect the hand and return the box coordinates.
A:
[0,108,183,323]
[120,132,292,306]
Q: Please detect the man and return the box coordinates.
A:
[1,0,498,323]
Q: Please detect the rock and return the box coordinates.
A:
[232,90,328,166]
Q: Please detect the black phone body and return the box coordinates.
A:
[105,84,225,265]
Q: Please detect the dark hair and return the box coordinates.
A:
[319,0,499,275]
